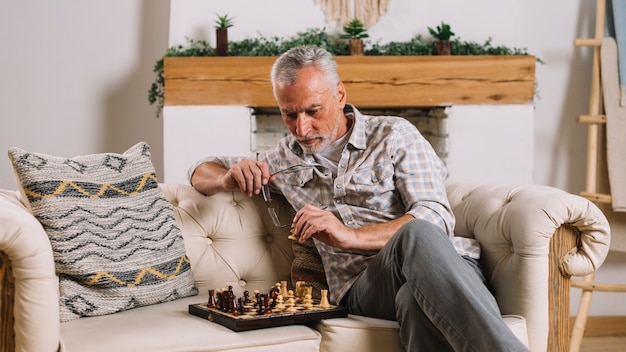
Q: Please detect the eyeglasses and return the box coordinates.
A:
[261,164,321,227]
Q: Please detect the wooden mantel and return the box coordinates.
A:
[164,56,536,108]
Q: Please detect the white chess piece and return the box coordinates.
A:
[274,294,285,311]
[302,293,313,309]
[295,281,306,302]
[319,289,331,308]
[286,297,297,313]
[280,281,288,297]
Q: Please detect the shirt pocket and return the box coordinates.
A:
[280,169,315,187]
[348,162,399,213]
[351,163,393,185]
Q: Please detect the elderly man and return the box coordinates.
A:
[188,45,528,351]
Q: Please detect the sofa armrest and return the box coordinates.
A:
[445,181,610,352]
[0,190,60,352]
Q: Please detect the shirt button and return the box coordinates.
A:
[335,199,341,203]
[347,220,355,225]
[336,184,342,189]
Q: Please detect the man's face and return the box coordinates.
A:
[274,66,347,154]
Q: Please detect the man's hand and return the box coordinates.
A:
[292,205,357,250]
[191,160,274,197]
[292,207,415,251]
[225,159,273,197]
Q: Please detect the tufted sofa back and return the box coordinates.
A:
[160,183,295,297]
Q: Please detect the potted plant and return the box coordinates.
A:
[215,14,234,56]
[428,21,455,55]
[340,18,369,56]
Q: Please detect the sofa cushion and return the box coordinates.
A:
[59,295,321,352]
[314,314,528,351]
[7,142,198,322]
[291,237,329,301]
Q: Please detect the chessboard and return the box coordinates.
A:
[188,281,347,332]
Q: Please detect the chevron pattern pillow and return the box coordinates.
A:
[8,142,198,322]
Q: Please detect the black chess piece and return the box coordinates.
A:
[263,294,272,315]
[207,289,217,308]
[237,297,245,314]
[229,292,239,315]
[216,290,224,311]
[256,294,266,315]
[243,290,252,304]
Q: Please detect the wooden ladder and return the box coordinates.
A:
[570,0,626,351]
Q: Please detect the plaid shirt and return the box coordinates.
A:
[189,105,480,304]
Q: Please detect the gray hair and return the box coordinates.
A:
[270,45,340,96]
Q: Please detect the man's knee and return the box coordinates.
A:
[394,219,448,248]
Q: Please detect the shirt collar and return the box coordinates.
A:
[345,104,367,150]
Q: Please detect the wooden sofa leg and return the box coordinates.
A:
[0,251,15,352]
[548,225,579,352]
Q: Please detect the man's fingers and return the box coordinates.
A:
[234,160,269,197]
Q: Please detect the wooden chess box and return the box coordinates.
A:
[188,302,347,331]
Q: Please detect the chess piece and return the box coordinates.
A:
[285,297,297,313]
[215,289,224,311]
[274,294,285,311]
[302,293,313,309]
[295,281,303,300]
[280,281,288,297]
[263,294,272,315]
[319,289,331,308]
[207,289,217,308]
[229,292,239,315]
[257,294,266,315]
[254,290,260,305]
[269,284,280,307]
[288,222,298,240]
[243,290,252,304]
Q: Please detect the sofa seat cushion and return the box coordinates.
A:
[314,314,528,352]
[60,295,321,352]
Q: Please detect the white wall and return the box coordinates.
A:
[0,0,170,187]
[0,0,623,316]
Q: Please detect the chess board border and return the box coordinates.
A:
[188,303,348,331]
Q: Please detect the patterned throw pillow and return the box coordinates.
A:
[8,142,198,322]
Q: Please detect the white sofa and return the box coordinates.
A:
[0,181,610,352]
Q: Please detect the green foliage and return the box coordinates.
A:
[214,14,234,29]
[149,27,535,117]
[229,28,348,56]
[452,37,528,55]
[428,21,455,41]
[339,18,370,40]
[366,35,434,56]
[148,58,164,117]
[148,38,215,117]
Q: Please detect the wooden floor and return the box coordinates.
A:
[580,336,626,352]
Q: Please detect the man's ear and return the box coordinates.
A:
[337,81,347,108]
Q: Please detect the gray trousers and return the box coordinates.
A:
[343,219,529,352]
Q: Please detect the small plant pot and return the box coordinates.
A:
[434,40,451,55]
[349,39,364,56]
[216,28,229,56]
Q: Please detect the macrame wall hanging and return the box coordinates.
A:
[314,0,390,28]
